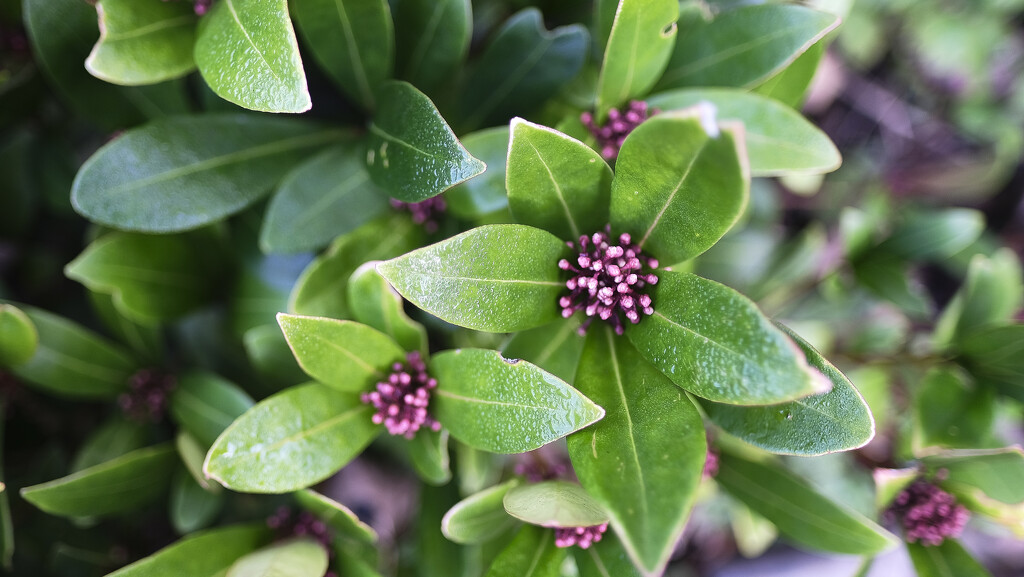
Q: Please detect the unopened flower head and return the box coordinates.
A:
[119,369,176,423]
[558,228,658,336]
[390,196,446,234]
[886,479,969,546]
[514,452,572,483]
[554,523,608,549]
[581,100,657,161]
[267,507,334,549]
[361,351,441,439]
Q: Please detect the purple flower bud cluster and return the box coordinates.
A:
[361,351,441,439]
[554,523,609,549]
[514,453,572,483]
[558,228,658,336]
[267,507,338,576]
[887,480,970,546]
[118,369,176,423]
[581,100,656,161]
[702,448,719,480]
[390,197,446,233]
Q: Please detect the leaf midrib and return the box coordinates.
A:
[525,139,579,238]
[435,389,561,412]
[103,14,194,42]
[661,23,814,84]
[231,405,370,464]
[638,139,709,249]
[333,0,373,105]
[225,0,281,81]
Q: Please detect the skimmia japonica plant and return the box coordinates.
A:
[2,0,1023,576]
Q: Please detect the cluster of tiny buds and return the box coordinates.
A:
[118,369,176,423]
[160,0,213,16]
[886,479,970,546]
[554,523,608,549]
[558,228,658,336]
[581,100,657,161]
[361,351,441,439]
[266,508,338,576]
[514,454,572,483]
[390,197,446,233]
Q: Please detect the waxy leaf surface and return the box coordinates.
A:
[501,319,585,384]
[348,263,429,354]
[484,525,566,577]
[377,225,568,332]
[429,349,605,453]
[503,481,609,528]
[442,479,522,544]
[404,428,452,486]
[107,524,271,577]
[394,0,470,97]
[205,383,380,493]
[194,0,310,113]
[87,0,197,85]
[226,538,329,577]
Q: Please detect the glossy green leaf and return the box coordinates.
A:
[72,115,343,232]
[194,0,310,113]
[367,81,485,202]
[378,225,568,332]
[610,107,748,264]
[567,327,705,575]
[627,271,830,404]
[0,304,37,366]
[21,444,177,517]
[348,262,428,354]
[66,232,223,325]
[106,524,271,577]
[646,88,841,176]
[959,325,1024,401]
[715,453,897,555]
[657,4,839,90]
[500,319,585,384]
[880,209,985,261]
[86,0,197,85]
[394,0,470,96]
[442,480,521,544]
[277,314,405,393]
[404,428,452,486]
[72,418,148,473]
[170,371,255,448]
[595,0,678,119]
[205,383,380,493]
[226,538,328,577]
[294,489,378,545]
[923,448,1024,506]
[170,469,223,534]
[913,367,995,452]
[504,481,608,528]
[507,118,613,239]
[260,144,389,254]
[7,305,138,399]
[702,324,874,455]
[935,249,1023,348]
[460,9,589,131]
[446,127,511,220]
[292,0,391,109]
[752,41,824,108]
[429,349,605,453]
[907,540,994,577]
[484,525,566,577]
[574,532,644,577]
[290,214,424,319]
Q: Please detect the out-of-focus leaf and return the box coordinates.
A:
[86,0,197,85]
[483,525,566,577]
[170,469,223,534]
[503,481,609,528]
[442,480,521,544]
[348,262,428,355]
[0,304,37,366]
[225,538,329,577]
[106,524,271,577]
[500,319,585,384]
[169,371,254,448]
[394,0,470,97]
[913,367,996,453]
[71,418,148,473]
[446,127,511,220]
[907,540,994,577]
[959,325,1024,401]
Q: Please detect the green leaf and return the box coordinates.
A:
[294,489,378,545]
[72,418,148,473]
[922,448,1024,506]
[873,467,918,513]
[86,0,197,85]
[21,444,177,518]
[715,452,897,555]
[348,263,428,354]
[170,371,255,448]
[260,144,390,254]
[170,469,223,534]
[290,214,424,319]
[506,118,613,240]
[194,0,310,113]
[880,209,985,261]
[277,314,405,393]
[446,127,512,220]
[0,304,37,366]
[701,324,875,455]
[292,0,392,110]
[367,80,485,203]
[907,540,994,577]
[656,4,839,90]
[646,88,841,176]
[595,0,678,119]
[7,305,138,399]
[226,538,329,577]
[500,319,585,384]
[106,524,271,577]
[394,0,471,97]
[573,533,644,577]
[0,410,11,570]
[205,383,380,493]
[913,367,995,452]
[484,525,566,577]
[377,225,568,332]
[935,249,1023,348]
[752,41,825,109]
[610,107,749,264]
[405,428,452,486]
[959,325,1024,401]
[626,271,830,404]
[65,232,223,325]
[428,349,605,453]
[566,327,705,575]
[442,480,522,544]
[72,115,343,232]
[504,481,609,528]
[178,431,221,492]
[89,291,164,361]
[853,253,931,319]
[459,9,589,131]
[243,325,308,387]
